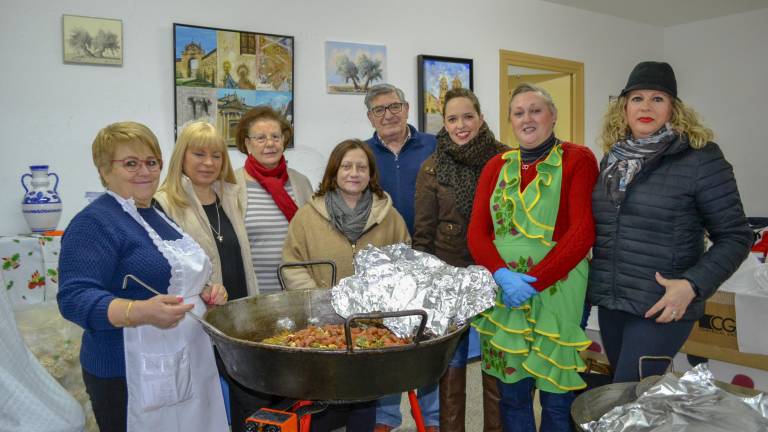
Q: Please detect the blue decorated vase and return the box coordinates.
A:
[21,165,62,232]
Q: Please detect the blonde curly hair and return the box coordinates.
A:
[598,95,714,152]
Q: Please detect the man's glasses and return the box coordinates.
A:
[369,102,405,117]
[112,157,162,172]
[248,134,284,145]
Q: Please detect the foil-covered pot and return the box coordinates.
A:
[330,243,496,338]
[580,363,768,432]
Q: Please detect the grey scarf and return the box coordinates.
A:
[600,124,678,205]
[325,189,373,242]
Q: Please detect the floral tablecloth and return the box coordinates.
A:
[1,235,60,309]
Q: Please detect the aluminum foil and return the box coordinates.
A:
[580,363,768,432]
[330,243,496,338]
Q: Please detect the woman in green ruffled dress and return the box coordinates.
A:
[467,83,598,431]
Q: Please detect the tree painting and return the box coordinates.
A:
[326,41,386,94]
[63,15,122,65]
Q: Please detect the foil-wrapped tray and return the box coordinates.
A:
[330,243,496,338]
[580,363,768,431]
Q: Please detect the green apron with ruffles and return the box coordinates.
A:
[471,145,590,393]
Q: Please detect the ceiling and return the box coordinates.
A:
[539,0,768,26]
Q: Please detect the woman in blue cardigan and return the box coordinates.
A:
[57,121,229,432]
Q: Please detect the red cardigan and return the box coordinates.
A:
[467,143,599,291]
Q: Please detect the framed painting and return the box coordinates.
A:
[325,41,386,94]
[174,23,294,147]
[417,55,473,134]
[63,15,123,66]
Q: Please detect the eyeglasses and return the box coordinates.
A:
[248,134,284,145]
[369,102,405,117]
[112,157,162,172]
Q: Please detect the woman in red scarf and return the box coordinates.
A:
[235,106,313,292]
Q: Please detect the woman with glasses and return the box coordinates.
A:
[234,106,313,292]
[468,83,599,431]
[155,121,272,432]
[412,88,506,432]
[57,122,228,432]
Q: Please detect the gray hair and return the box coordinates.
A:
[509,83,558,117]
[364,84,407,110]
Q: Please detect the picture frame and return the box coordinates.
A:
[174,23,295,148]
[417,55,474,134]
[62,14,123,66]
[325,41,387,94]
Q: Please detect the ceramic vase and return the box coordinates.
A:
[21,165,62,232]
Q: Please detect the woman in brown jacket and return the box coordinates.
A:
[413,88,507,432]
[281,139,409,431]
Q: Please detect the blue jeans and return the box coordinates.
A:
[598,306,694,382]
[498,378,574,432]
[376,384,439,427]
[449,330,470,368]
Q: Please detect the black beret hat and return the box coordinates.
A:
[620,61,677,99]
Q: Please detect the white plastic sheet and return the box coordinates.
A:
[0,273,85,432]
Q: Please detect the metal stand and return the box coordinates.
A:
[244,393,427,432]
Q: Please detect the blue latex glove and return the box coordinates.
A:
[493,268,538,307]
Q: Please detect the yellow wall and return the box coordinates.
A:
[504,73,572,147]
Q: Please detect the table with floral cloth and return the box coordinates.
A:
[1,234,60,309]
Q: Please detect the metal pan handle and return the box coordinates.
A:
[277,260,337,290]
[638,355,675,380]
[343,309,428,353]
[121,274,228,338]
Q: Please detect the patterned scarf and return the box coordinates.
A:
[325,189,373,242]
[435,123,508,219]
[600,124,678,205]
[244,155,299,221]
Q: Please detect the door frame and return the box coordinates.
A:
[499,49,584,146]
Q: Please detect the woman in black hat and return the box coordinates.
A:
[587,61,753,382]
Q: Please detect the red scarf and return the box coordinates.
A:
[244,155,298,221]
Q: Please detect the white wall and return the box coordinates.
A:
[664,8,768,217]
[0,0,663,235]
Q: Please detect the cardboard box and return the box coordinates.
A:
[682,290,768,371]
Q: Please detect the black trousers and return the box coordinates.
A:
[215,349,283,432]
[598,306,695,382]
[82,369,128,432]
[308,401,376,432]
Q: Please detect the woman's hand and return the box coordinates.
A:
[201,283,228,306]
[644,272,696,323]
[133,295,194,328]
[494,268,538,307]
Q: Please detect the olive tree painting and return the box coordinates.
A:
[62,15,123,66]
[325,41,386,94]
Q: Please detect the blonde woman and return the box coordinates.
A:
[156,121,257,299]
[588,62,752,383]
[155,121,270,432]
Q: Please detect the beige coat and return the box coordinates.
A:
[281,192,411,290]
[234,167,314,216]
[154,176,259,296]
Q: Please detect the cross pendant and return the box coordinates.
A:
[217,235,223,242]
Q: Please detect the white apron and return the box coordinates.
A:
[110,192,228,432]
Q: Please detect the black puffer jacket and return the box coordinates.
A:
[587,136,752,320]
